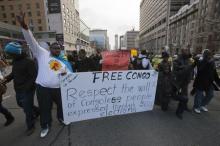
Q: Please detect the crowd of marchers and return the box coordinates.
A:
[0,13,220,138]
[127,48,219,119]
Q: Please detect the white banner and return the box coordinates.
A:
[60,70,158,124]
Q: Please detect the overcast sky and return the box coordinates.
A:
[79,0,142,49]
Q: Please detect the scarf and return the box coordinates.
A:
[54,54,73,73]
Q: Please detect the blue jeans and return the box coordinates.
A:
[16,89,39,129]
[194,88,214,109]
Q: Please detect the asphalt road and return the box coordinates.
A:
[0,80,220,146]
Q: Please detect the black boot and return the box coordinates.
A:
[176,112,183,120]
[161,103,168,112]
[176,102,184,120]
[4,113,15,126]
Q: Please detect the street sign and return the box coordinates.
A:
[48,0,61,14]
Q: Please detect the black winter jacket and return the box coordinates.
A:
[194,59,220,90]
[6,56,37,91]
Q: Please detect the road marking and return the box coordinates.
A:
[3,95,11,100]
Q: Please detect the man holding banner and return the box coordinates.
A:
[17,13,73,138]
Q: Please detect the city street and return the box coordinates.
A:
[0,0,220,145]
[0,80,220,146]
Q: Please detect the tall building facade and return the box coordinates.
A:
[139,0,190,53]
[47,0,79,51]
[196,0,220,53]
[0,0,48,31]
[119,35,125,50]
[89,29,110,50]
[0,0,80,51]
[115,34,119,50]
[0,21,24,49]
[124,30,139,50]
[77,19,94,55]
[169,0,199,54]
[169,0,220,54]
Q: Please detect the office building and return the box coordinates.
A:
[89,29,110,50]
[0,0,80,51]
[169,0,199,54]
[119,35,125,50]
[169,0,220,54]
[115,34,119,50]
[139,0,190,53]
[124,30,139,50]
[77,19,94,55]
[196,0,220,53]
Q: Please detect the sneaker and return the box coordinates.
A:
[26,127,35,136]
[4,116,15,127]
[58,119,70,126]
[194,108,201,114]
[201,106,208,112]
[40,128,49,138]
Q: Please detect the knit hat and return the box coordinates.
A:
[162,51,169,58]
[4,42,22,55]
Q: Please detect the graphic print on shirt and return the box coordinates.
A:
[49,60,62,71]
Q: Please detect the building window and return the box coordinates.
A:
[2,13,7,18]
[38,19,41,24]
[9,5,13,10]
[18,4,22,10]
[37,11,41,16]
[11,13,15,18]
[28,12,32,17]
[36,3,40,9]
[12,21,16,25]
[38,26,43,31]
[1,5,5,11]
[26,3,31,9]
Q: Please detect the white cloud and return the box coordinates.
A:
[79,0,141,49]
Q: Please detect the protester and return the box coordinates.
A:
[135,50,153,70]
[4,42,39,136]
[0,58,14,127]
[157,52,173,111]
[17,13,73,138]
[193,49,220,114]
[75,49,94,72]
[172,48,195,119]
[90,49,103,71]
[67,51,78,73]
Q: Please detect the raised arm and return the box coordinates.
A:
[17,13,46,57]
